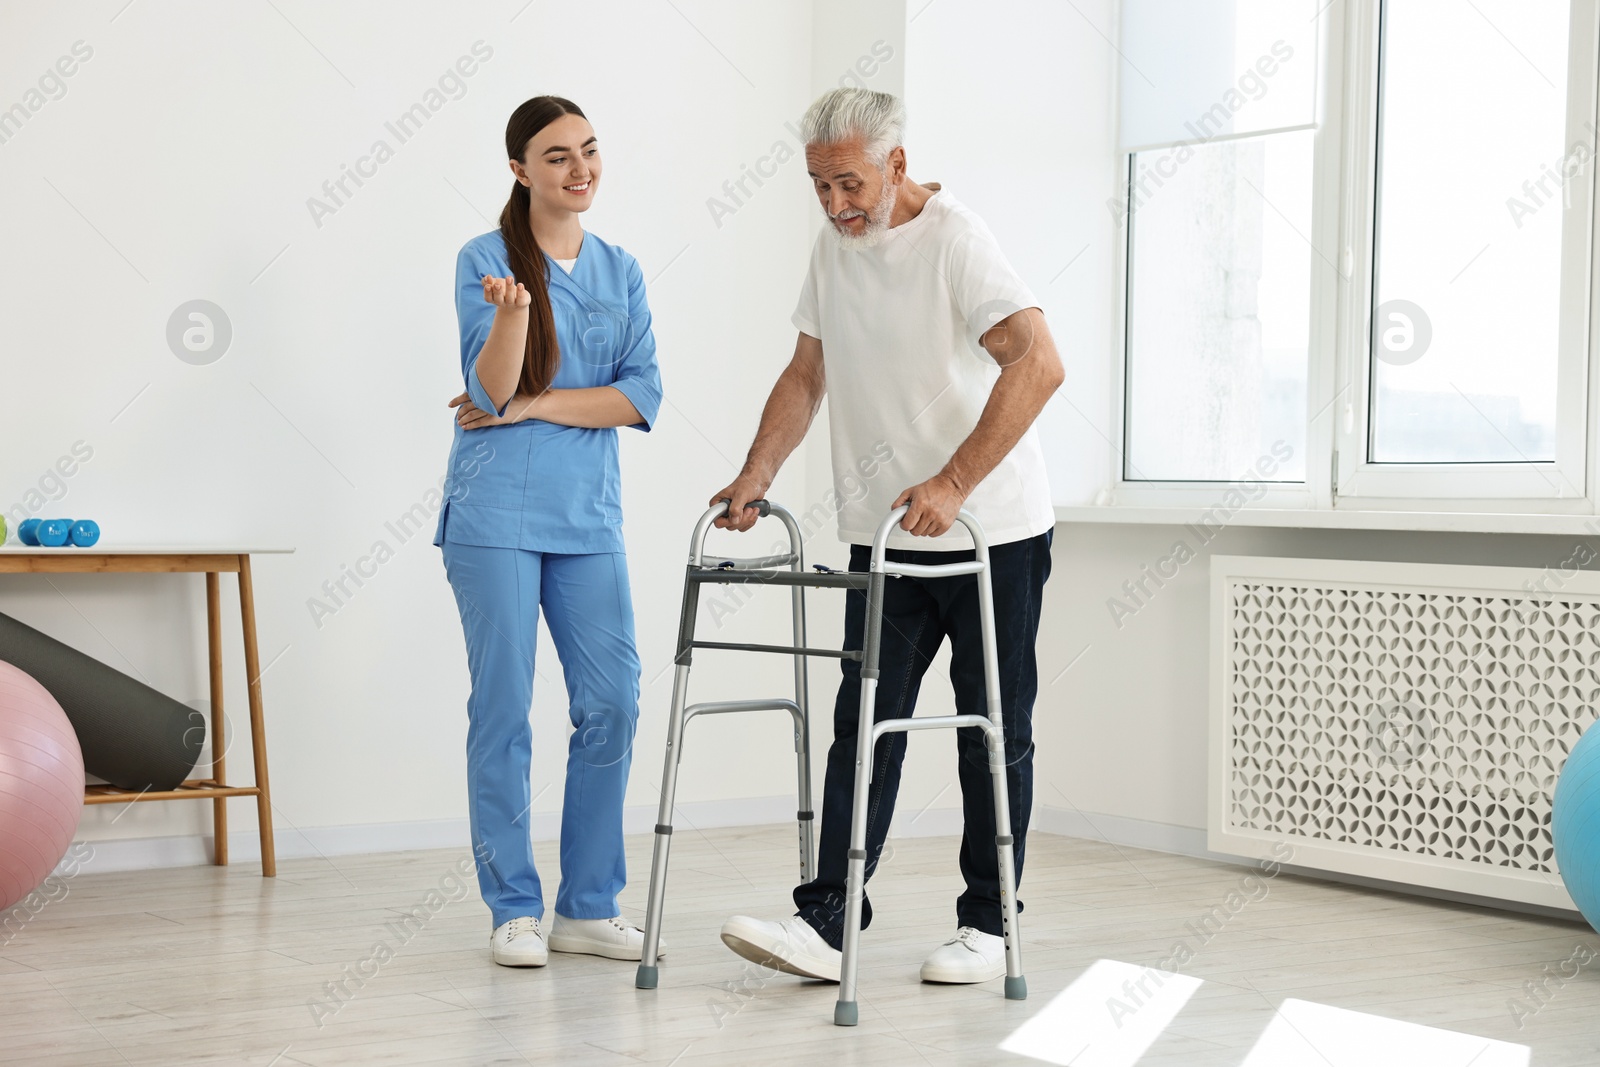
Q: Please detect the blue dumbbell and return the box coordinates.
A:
[36,519,71,547]
[17,518,66,546]
[69,520,99,547]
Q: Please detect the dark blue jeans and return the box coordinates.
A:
[793,530,1052,949]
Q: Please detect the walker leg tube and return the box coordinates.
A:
[988,722,1026,1000]
[834,674,875,1028]
[836,568,886,1026]
[975,551,1026,1000]
[794,705,816,884]
[792,581,816,883]
[636,663,691,989]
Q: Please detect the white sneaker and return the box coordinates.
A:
[491,916,548,967]
[920,926,1007,983]
[720,915,841,982]
[547,914,661,961]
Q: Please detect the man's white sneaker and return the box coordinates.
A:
[491,916,548,967]
[720,915,841,982]
[920,927,1006,983]
[547,915,661,961]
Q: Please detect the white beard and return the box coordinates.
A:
[825,177,897,252]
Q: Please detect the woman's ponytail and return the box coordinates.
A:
[498,95,584,397]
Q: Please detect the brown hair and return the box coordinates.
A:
[499,95,586,397]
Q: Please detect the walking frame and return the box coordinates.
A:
[634,499,1026,1026]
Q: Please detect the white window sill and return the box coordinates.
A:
[1054,505,1600,537]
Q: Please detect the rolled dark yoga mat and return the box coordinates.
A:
[0,611,203,792]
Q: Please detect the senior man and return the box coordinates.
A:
[712,87,1063,986]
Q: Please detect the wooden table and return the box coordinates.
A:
[0,546,292,876]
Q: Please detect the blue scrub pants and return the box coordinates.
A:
[441,542,641,929]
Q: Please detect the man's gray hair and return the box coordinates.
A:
[798,88,906,166]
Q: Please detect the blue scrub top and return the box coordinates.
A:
[433,229,663,555]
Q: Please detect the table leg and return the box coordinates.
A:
[206,572,228,867]
[238,555,276,877]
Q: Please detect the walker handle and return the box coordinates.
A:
[692,498,797,567]
[718,497,772,518]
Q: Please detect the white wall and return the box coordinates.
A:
[0,0,924,864]
[904,0,1120,509]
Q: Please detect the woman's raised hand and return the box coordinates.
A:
[481,274,531,310]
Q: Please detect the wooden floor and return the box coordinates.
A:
[5,824,1600,1066]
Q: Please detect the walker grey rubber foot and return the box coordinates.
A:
[1005,975,1028,1000]
[834,1000,858,1026]
[636,964,659,989]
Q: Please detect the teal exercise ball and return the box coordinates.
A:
[1552,721,1600,930]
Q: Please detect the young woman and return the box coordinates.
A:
[433,95,663,968]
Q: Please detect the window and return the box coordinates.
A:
[1125,129,1314,482]
[1114,0,1600,510]
[1117,0,1320,487]
[1368,1,1572,466]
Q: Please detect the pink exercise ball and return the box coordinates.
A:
[0,660,84,911]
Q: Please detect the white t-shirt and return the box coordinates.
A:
[553,257,577,273]
[792,188,1055,550]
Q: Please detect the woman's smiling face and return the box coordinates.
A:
[512,112,601,215]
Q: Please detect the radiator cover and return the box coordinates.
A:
[1209,555,1598,910]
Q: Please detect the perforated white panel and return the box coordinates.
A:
[1209,556,1597,909]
